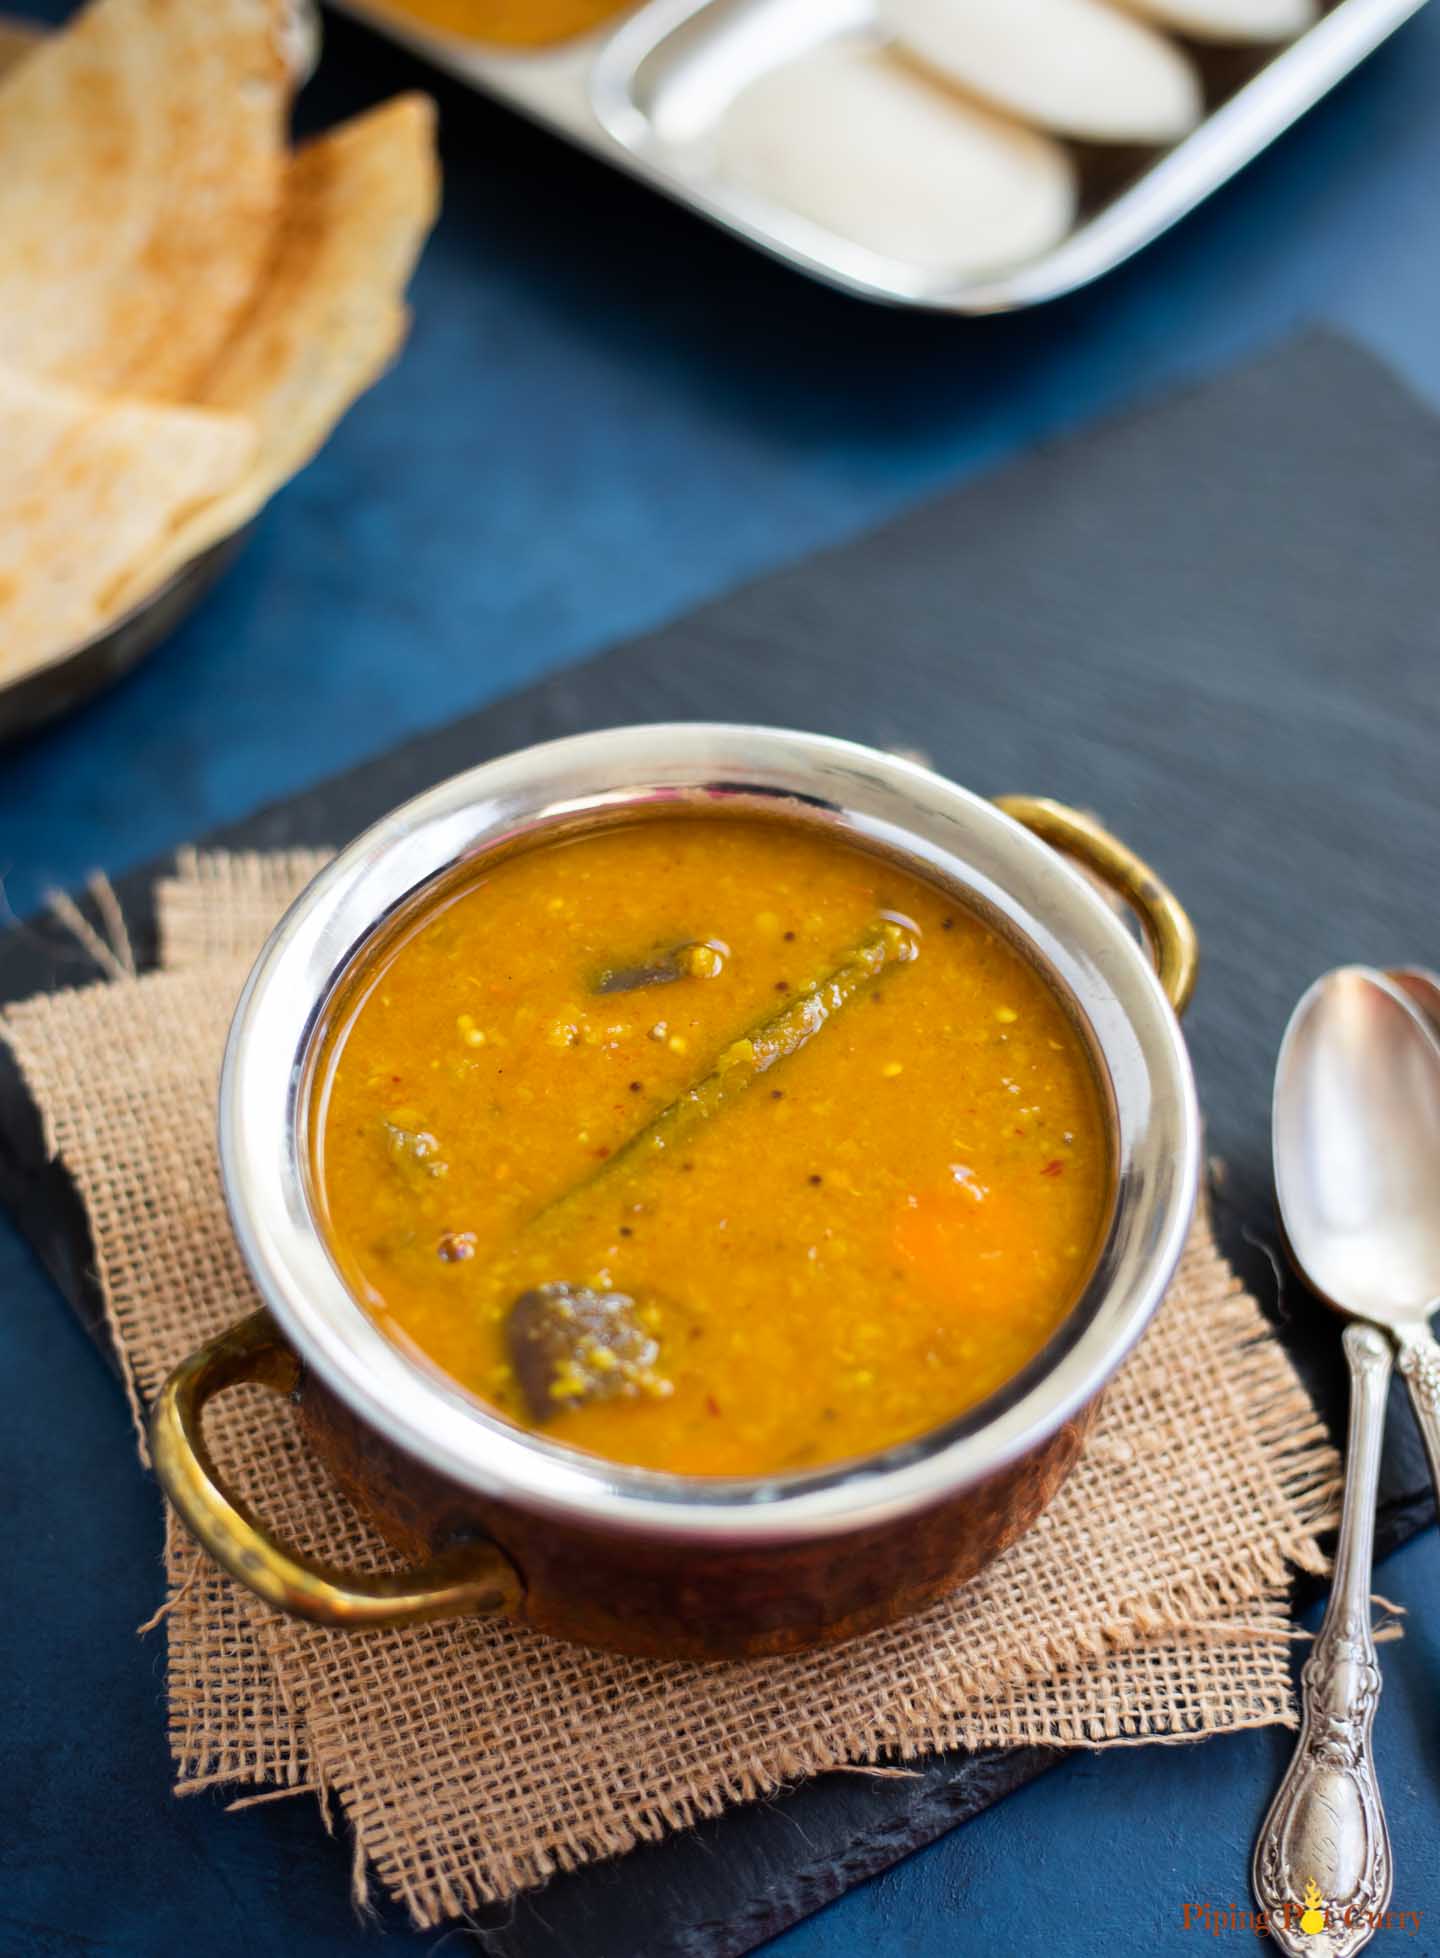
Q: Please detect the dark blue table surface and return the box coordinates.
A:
[5,4,1440,1953]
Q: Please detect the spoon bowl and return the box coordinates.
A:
[1273,964,1440,1334]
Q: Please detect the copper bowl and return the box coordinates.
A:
[152,725,1200,1660]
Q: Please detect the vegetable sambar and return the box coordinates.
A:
[311,817,1112,1475]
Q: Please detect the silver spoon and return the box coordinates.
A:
[1254,965,1433,1955]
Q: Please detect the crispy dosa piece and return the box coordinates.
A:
[0,364,255,678]
[108,92,440,612]
[0,0,292,402]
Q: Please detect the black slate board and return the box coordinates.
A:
[2,329,1438,1958]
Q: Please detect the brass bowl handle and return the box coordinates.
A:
[150,1310,523,1628]
[995,796,1198,1017]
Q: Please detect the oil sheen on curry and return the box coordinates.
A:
[312,818,1112,1476]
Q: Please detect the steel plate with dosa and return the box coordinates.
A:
[0,6,436,740]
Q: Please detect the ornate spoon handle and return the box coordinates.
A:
[1253,1323,1393,1957]
[1394,1319,1440,1516]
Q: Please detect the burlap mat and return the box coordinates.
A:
[0,849,1341,1928]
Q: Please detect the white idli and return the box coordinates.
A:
[715,43,1076,277]
[882,0,1203,143]
[1110,0,1317,42]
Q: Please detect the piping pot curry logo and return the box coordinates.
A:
[1180,1882,1425,1940]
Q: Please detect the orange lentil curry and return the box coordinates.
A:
[311,817,1112,1476]
[370,0,636,48]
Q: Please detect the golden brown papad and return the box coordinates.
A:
[0,363,254,678]
[108,93,442,613]
[0,0,292,403]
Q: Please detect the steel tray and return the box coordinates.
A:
[337,0,1428,311]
